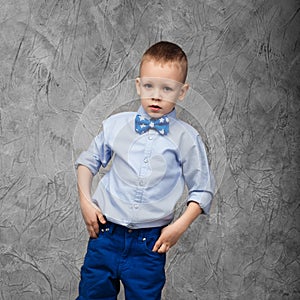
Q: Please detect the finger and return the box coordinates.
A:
[157,244,166,253]
[157,243,170,254]
[152,240,162,252]
[88,225,98,238]
[90,219,100,236]
[90,231,97,238]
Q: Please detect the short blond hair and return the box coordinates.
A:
[140,41,188,83]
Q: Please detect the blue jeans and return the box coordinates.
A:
[77,221,166,300]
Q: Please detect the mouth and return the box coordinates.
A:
[149,105,161,112]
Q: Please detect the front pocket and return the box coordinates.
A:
[141,236,166,258]
[143,236,157,252]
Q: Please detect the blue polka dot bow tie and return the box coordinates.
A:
[135,114,170,135]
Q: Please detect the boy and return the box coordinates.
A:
[75,41,214,300]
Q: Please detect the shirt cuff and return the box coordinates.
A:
[74,151,101,176]
[188,191,213,215]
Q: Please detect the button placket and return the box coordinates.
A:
[131,133,156,224]
[134,133,155,204]
[140,135,153,178]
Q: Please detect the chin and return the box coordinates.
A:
[148,112,164,119]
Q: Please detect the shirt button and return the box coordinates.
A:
[148,136,153,140]
[134,204,139,209]
[144,158,148,163]
[128,229,133,233]
[139,180,144,186]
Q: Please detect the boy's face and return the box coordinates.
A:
[135,60,189,119]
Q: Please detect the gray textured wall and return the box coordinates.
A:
[0,0,299,299]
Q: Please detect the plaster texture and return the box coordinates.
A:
[0,0,299,299]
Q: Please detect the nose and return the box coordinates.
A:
[151,88,161,100]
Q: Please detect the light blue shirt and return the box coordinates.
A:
[75,106,214,228]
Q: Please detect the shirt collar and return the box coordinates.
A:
[137,106,177,120]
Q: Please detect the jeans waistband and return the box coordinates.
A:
[98,220,164,237]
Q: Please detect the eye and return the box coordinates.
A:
[163,86,173,92]
[143,83,153,89]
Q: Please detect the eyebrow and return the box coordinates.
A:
[140,77,182,85]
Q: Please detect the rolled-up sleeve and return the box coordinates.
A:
[75,131,112,176]
[182,135,215,214]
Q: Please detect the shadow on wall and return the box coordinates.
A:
[0,0,299,299]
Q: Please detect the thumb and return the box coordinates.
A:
[97,213,107,225]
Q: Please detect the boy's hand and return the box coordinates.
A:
[80,199,106,238]
[77,165,107,238]
[152,201,202,253]
[152,223,185,253]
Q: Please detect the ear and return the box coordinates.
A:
[135,77,141,96]
[178,83,189,101]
